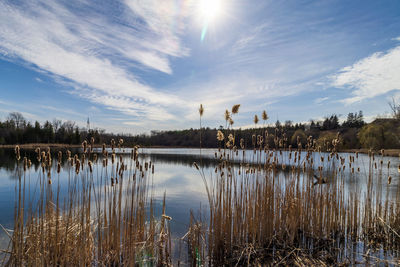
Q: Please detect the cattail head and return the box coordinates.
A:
[88,161,93,173]
[82,140,87,153]
[111,139,115,149]
[15,145,20,161]
[240,138,245,149]
[23,157,27,171]
[231,104,240,114]
[75,159,81,174]
[199,104,204,117]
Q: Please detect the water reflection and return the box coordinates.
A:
[0,147,399,263]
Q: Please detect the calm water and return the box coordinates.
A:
[0,147,399,262]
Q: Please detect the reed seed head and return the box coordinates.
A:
[231,104,240,114]
[225,110,230,121]
[262,110,268,121]
[254,115,259,125]
[199,104,204,117]
[217,130,224,141]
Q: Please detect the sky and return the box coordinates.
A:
[0,0,399,134]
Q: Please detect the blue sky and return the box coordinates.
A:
[0,0,399,133]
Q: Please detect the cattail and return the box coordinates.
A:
[388,176,392,185]
[254,115,259,125]
[88,161,93,173]
[23,157,27,171]
[231,104,240,114]
[199,104,204,116]
[229,118,234,126]
[111,139,115,150]
[58,151,62,163]
[82,140,87,153]
[217,130,224,141]
[102,143,106,155]
[15,145,20,161]
[152,165,154,174]
[28,159,32,168]
[90,136,95,145]
[75,159,81,174]
[57,162,61,173]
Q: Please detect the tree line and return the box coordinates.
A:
[0,110,399,150]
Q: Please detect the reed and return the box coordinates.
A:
[188,106,400,266]
[3,142,172,266]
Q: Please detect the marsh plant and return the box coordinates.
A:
[2,105,400,266]
[188,105,400,266]
[3,141,172,266]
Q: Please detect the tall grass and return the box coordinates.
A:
[189,106,400,266]
[2,106,400,266]
[3,142,172,266]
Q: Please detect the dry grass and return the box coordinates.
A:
[2,142,172,266]
[187,106,400,266]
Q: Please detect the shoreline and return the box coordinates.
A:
[1,143,399,157]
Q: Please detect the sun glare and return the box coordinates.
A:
[199,0,222,23]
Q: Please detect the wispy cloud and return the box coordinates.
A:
[0,0,191,123]
[332,45,400,104]
[314,97,329,104]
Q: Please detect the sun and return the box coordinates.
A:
[199,0,222,23]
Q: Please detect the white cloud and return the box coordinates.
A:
[0,0,191,123]
[314,97,329,105]
[332,45,400,104]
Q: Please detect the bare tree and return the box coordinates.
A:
[52,119,62,132]
[7,112,26,129]
[389,97,400,119]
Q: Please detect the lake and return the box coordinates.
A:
[0,147,399,264]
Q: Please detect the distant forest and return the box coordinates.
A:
[0,110,399,150]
